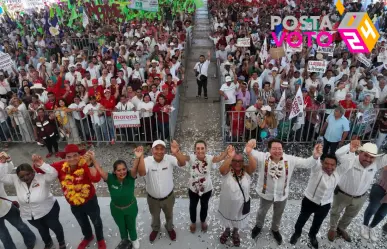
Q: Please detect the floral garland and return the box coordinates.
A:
[56,107,69,126]
[231,167,244,182]
[61,158,91,206]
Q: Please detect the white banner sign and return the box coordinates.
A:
[308,60,327,73]
[112,111,141,128]
[317,44,335,57]
[357,53,372,67]
[236,38,250,47]
[0,52,13,71]
[22,0,44,9]
[289,88,304,120]
[286,43,302,53]
[4,0,23,11]
[129,0,159,12]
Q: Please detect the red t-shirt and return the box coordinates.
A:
[88,86,104,102]
[339,100,357,119]
[34,161,101,206]
[100,96,117,116]
[45,100,57,110]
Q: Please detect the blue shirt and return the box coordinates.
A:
[324,114,350,142]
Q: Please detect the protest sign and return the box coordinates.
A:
[308,60,327,73]
[113,111,141,128]
[357,53,372,67]
[236,38,251,47]
[286,43,302,53]
[22,0,44,10]
[317,44,335,57]
[289,88,304,120]
[129,0,159,12]
[0,52,13,71]
[270,47,285,59]
[4,0,23,11]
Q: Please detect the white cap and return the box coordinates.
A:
[30,83,46,90]
[152,140,166,148]
[261,105,272,112]
[225,76,232,82]
[272,67,278,71]
[281,81,289,87]
[151,59,159,64]
[68,64,75,68]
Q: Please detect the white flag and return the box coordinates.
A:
[259,37,268,62]
[289,87,304,120]
[276,90,286,111]
[82,11,89,28]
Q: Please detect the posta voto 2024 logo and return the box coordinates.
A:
[336,0,380,53]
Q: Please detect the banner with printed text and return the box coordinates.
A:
[236,38,250,47]
[289,88,304,120]
[357,53,372,68]
[3,0,23,11]
[317,44,335,57]
[308,60,327,73]
[22,0,45,10]
[129,0,159,12]
[0,52,13,71]
[113,111,141,128]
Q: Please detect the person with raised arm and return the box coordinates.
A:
[137,140,186,243]
[328,140,387,243]
[172,140,229,233]
[94,148,144,249]
[248,138,323,245]
[33,144,106,249]
[0,153,66,249]
[289,141,358,248]
[218,145,257,246]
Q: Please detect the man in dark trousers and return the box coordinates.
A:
[194,51,211,99]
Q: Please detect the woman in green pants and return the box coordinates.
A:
[95,152,142,249]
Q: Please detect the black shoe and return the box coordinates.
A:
[383,223,387,233]
[251,225,262,239]
[290,233,301,245]
[115,239,130,249]
[309,235,319,249]
[271,230,283,245]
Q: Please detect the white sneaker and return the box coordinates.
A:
[369,227,378,242]
[361,225,370,240]
[132,239,140,249]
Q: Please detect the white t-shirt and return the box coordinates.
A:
[363,86,380,101]
[188,155,214,196]
[220,83,238,105]
[68,102,86,120]
[138,101,154,118]
[115,101,135,111]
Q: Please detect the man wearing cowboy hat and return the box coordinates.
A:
[34,144,107,249]
[274,81,291,103]
[328,140,387,242]
[30,83,48,104]
[65,64,82,86]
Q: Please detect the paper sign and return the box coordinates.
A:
[4,0,24,11]
[236,38,250,47]
[308,60,327,73]
[113,111,141,128]
[22,0,44,10]
[317,44,335,57]
[357,53,372,67]
[0,52,13,71]
[251,33,260,45]
[270,47,285,59]
[129,0,159,12]
[286,43,302,53]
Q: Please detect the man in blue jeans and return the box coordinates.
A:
[0,152,36,249]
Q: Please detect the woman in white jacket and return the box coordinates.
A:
[0,152,36,249]
[0,154,66,249]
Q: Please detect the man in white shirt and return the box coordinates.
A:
[215,45,227,64]
[0,72,11,102]
[328,141,387,242]
[290,152,352,248]
[220,76,239,125]
[194,51,211,99]
[65,64,82,86]
[362,80,380,103]
[83,96,108,145]
[69,96,90,141]
[322,69,343,92]
[305,72,322,91]
[247,139,322,245]
[137,140,186,243]
[0,153,36,249]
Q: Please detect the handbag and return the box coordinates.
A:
[0,196,20,209]
[235,175,251,215]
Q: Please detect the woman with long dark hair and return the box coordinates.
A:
[94,156,141,249]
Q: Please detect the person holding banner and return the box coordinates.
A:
[248,139,323,245]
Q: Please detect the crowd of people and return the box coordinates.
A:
[213,0,387,150]
[0,4,191,154]
[1,138,387,249]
